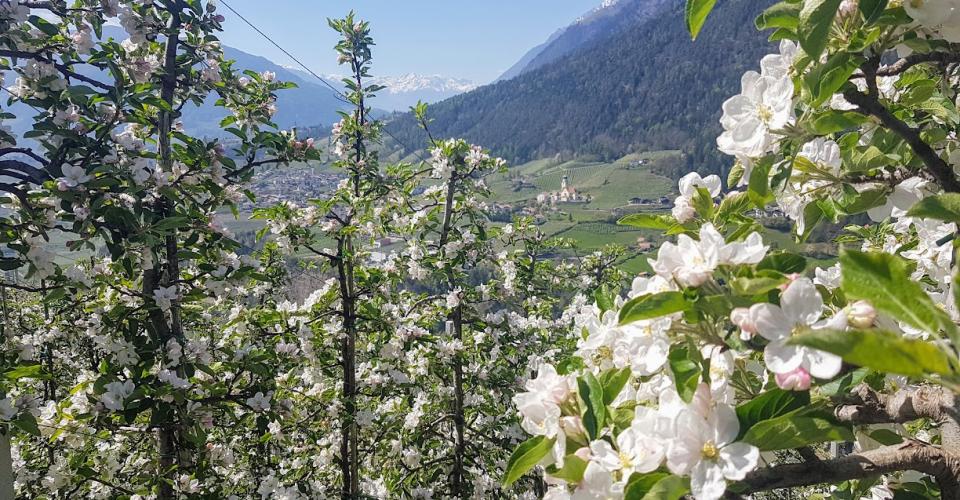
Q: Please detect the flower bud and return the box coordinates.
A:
[560,416,587,443]
[573,446,591,462]
[730,307,756,340]
[838,0,858,18]
[671,195,695,223]
[847,300,877,329]
[775,366,811,391]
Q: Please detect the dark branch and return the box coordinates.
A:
[738,441,960,498]
[852,51,960,79]
[0,147,49,165]
[843,88,960,192]
[837,384,960,449]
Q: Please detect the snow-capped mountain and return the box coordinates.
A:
[282,68,477,111]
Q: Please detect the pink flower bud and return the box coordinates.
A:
[573,446,591,462]
[838,0,858,18]
[775,366,811,391]
[779,273,801,291]
[730,307,756,339]
[847,300,876,329]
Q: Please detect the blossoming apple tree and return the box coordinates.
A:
[507,0,960,499]
[1,0,317,497]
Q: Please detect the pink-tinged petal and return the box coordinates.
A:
[719,442,760,480]
[781,278,823,326]
[804,348,843,379]
[764,342,804,374]
[749,303,791,341]
[691,460,728,500]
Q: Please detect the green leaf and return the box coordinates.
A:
[545,455,588,483]
[840,250,959,344]
[625,472,671,500]
[618,213,675,230]
[758,252,807,274]
[841,188,888,215]
[503,435,556,486]
[820,367,871,396]
[618,292,689,325]
[594,285,616,314]
[869,428,903,445]
[685,0,718,39]
[600,367,632,405]
[151,217,192,233]
[641,475,691,500]
[579,373,606,439]
[859,0,888,22]
[808,110,867,134]
[3,364,47,381]
[803,52,862,106]
[736,389,811,437]
[743,415,853,450]
[907,193,960,224]
[730,276,786,296]
[756,1,801,30]
[748,157,772,208]
[790,328,956,377]
[13,413,40,437]
[669,344,700,403]
[798,0,842,59]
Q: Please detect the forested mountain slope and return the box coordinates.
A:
[385,0,773,175]
[496,0,672,82]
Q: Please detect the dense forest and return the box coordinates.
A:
[385,0,774,175]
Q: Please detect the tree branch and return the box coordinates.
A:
[738,441,960,498]
[836,384,960,449]
[851,51,960,79]
[843,88,960,192]
[0,148,49,166]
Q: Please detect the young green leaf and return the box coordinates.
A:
[907,193,960,224]
[579,373,606,439]
[503,435,556,486]
[619,292,689,325]
[600,367,632,405]
[545,455,588,483]
[669,345,701,403]
[798,0,843,59]
[790,328,956,377]
[743,415,853,450]
[618,213,676,230]
[685,0,718,40]
[840,250,960,344]
[736,389,811,438]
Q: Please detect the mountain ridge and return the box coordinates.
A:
[385,0,774,177]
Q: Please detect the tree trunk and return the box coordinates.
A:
[155,6,182,499]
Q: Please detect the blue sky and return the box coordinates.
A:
[215,0,602,84]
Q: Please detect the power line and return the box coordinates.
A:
[218,0,349,105]
[218,0,426,163]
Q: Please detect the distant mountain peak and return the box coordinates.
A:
[317,73,477,95]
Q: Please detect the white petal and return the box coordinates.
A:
[711,405,741,447]
[749,303,791,341]
[719,442,760,480]
[690,460,727,500]
[804,348,843,379]
[781,278,823,326]
[764,342,804,374]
